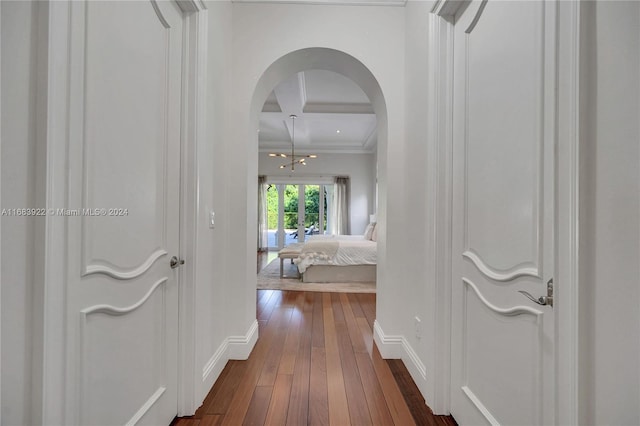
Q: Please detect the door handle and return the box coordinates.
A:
[170,256,185,269]
[518,279,553,307]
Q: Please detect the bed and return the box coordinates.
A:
[294,234,377,283]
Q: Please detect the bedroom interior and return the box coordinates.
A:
[257,69,379,287]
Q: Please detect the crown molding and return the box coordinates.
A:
[232,0,407,6]
[260,146,376,154]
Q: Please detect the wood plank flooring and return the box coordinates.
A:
[175,289,456,426]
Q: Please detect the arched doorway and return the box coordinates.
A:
[248,47,389,295]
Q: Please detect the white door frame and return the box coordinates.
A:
[35,1,207,422]
[176,0,208,417]
[428,0,580,422]
[297,184,306,242]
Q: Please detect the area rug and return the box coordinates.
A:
[257,259,376,293]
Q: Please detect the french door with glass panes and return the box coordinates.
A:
[266,183,327,250]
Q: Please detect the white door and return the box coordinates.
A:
[64,1,183,424]
[450,1,556,425]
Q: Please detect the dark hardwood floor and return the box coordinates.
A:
[174,284,456,426]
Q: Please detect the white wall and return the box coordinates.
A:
[193,1,235,406]
[579,2,640,424]
[258,152,376,234]
[395,0,437,404]
[1,2,38,424]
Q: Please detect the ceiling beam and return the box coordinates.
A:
[260,111,375,120]
[272,72,311,144]
[362,121,378,151]
[303,102,374,114]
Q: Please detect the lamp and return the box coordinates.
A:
[268,114,317,171]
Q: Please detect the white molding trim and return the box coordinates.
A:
[231,0,407,6]
[38,1,72,423]
[0,0,3,415]
[202,340,228,384]
[125,387,167,426]
[0,1,3,414]
[228,319,260,359]
[428,2,458,415]
[150,0,171,28]
[464,0,488,34]
[373,321,430,402]
[462,250,539,282]
[83,249,167,279]
[362,120,378,151]
[177,4,208,417]
[259,146,376,155]
[200,320,260,401]
[177,0,207,13]
[555,1,581,424]
[80,279,168,317]
[463,278,543,317]
[297,72,308,109]
[461,386,500,426]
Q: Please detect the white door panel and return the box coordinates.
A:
[451,1,556,425]
[82,0,176,277]
[65,1,183,424]
[463,0,544,276]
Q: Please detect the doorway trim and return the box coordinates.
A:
[427,2,455,414]
[177,0,208,416]
[429,0,581,421]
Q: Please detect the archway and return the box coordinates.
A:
[248,47,389,307]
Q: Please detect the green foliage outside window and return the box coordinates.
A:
[266,184,327,230]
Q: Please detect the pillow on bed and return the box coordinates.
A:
[371,224,378,242]
[364,222,376,240]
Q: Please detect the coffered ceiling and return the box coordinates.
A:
[259,70,377,154]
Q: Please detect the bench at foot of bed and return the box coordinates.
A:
[278,243,303,278]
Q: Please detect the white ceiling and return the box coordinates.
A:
[259,70,377,154]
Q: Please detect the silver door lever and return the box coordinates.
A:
[519,279,553,307]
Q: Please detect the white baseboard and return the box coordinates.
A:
[373,320,433,406]
[200,319,259,402]
[228,319,259,360]
[201,339,228,391]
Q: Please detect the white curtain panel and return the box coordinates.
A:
[257,176,268,251]
[331,177,351,235]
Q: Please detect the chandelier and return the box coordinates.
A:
[269,114,317,171]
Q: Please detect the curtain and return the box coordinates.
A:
[257,176,268,251]
[331,177,350,235]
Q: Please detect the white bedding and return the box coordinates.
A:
[294,239,377,273]
[306,234,366,241]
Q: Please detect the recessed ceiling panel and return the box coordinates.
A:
[305,114,375,145]
[303,69,371,105]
